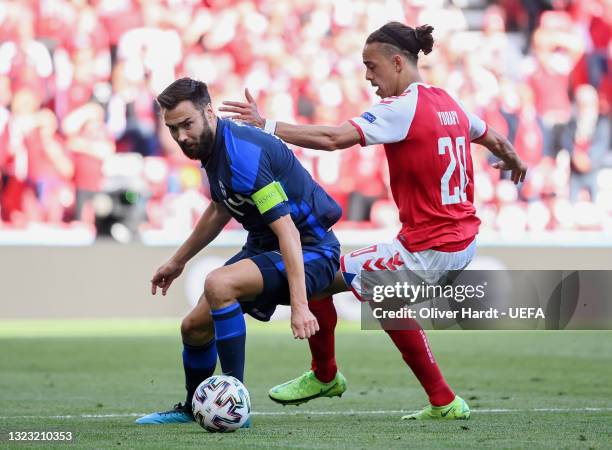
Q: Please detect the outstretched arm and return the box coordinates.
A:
[474,126,527,185]
[220,89,361,151]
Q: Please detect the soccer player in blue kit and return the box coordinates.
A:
[136,78,343,425]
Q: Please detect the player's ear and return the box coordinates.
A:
[205,103,215,120]
[394,54,403,72]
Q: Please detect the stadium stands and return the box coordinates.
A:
[0,0,610,242]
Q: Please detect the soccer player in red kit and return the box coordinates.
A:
[221,22,527,420]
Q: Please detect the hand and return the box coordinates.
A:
[290,305,320,339]
[492,157,527,185]
[219,88,265,129]
[151,259,185,296]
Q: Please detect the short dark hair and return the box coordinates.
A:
[157,77,211,110]
[366,22,434,63]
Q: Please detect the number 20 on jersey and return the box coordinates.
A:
[438,136,468,205]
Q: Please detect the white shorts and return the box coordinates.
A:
[340,238,476,301]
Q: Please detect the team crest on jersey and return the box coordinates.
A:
[361,112,377,123]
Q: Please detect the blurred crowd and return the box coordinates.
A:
[0,0,611,242]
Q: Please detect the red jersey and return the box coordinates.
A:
[349,82,487,252]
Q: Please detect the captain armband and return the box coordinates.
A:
[251,181,288,214]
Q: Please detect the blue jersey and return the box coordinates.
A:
[204,119,342,250]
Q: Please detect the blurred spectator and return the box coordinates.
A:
[107,63,159,156]
[0,2,53,99]
[1,87,36,223]
[63,102,115,221]
[519,0,553,53]
[499,82,544,175]
[340,147,388,222]
[480,5,524,80]
[564,84,610,202]
[25,108,74,223]
[527,11,583,157]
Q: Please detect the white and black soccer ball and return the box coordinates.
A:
[192,375,251,432]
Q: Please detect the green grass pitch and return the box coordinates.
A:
[1,320,611,449]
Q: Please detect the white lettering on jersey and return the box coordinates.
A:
[223,193,255,217]
[436,111,460,126]
[446,93,488,141]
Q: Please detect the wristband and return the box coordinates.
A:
[264,119,277,135]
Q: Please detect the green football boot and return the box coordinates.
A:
[401,395,470,420]
[269,370,347,405]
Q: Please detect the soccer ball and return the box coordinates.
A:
[192,375,251,432]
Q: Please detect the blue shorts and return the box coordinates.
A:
[224,231,340,321]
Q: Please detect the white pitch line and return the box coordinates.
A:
[1,407,611,420]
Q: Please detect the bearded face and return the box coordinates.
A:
[163,100,215,163]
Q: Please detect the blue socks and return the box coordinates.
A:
[212,302,246,382]
[183,339,217,408]
[181,302,246,408]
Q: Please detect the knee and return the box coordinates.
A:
[181,314,213,342]
[204,269,237,309]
